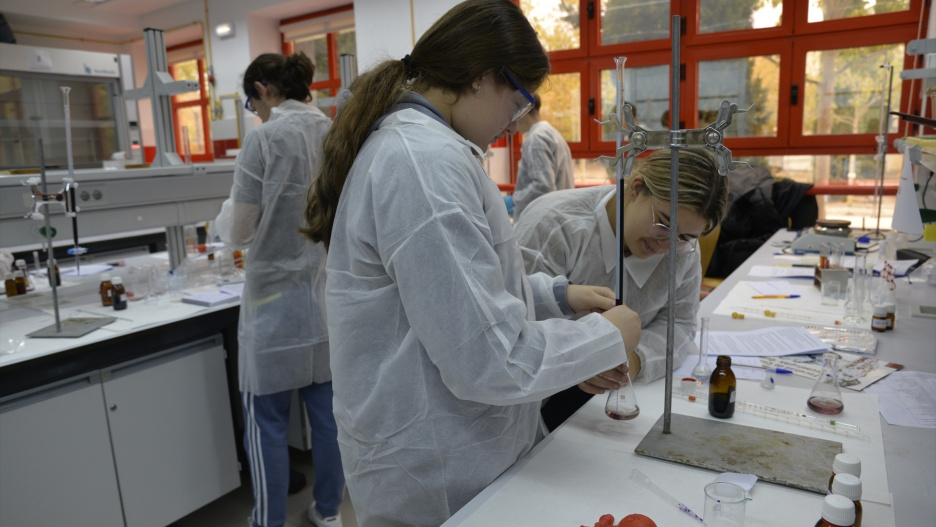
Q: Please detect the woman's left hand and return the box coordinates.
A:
[567,284,616,313]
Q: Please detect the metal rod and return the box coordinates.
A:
[663,15,681,434]
[615,56,627,308]
[37,138,61,333]
[873,64,894,238]
[61,86,80,275]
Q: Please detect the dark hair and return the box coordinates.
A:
[243,52,315,102]
[531,93,542,113]
[302,0,549,248]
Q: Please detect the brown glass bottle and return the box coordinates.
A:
[831,474,862,527]
[100,274,114,307]
[13,271,27,295]
[4,273,17,297]
[708,355,736,418]
[111,276,127,311]
[814,494,855,527]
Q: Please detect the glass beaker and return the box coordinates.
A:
[703,482,751,527]
[692,316,713,382]
[807,353,844,415]
[604,356,640,420]
[843,279,864,324]
[821,281,841,307]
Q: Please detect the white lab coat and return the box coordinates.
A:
[213,99,332,395]
[514,184,701,384]
[326,105,625,526]
[512,120,574,221]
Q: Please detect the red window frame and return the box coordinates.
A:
[167,40,213,163]
[531,0,929,167]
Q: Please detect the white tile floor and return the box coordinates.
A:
[170,449,358,527]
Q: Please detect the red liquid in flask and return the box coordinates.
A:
[807,396,844,415]
[605,407,640,420]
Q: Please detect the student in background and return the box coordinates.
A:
[302,1,641,524]
[505,92,574,221]
[514,149,730,431]
[212,52,345,527]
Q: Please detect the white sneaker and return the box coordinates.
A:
[307,501,343,527]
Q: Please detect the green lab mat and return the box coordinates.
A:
[635,413,842,494]
[27,316,117,338]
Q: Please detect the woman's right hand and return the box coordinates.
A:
[600,305,641,353]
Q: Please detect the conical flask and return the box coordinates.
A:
[692,316,712,382]
[807,353,844,415]
[605,355,640,420]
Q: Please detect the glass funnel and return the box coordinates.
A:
[807,353,844,415]
[692,316,712,382]
[605,355,640,420]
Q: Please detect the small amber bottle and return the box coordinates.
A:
[13,270,27,295]
[14,259,34,291]
[883,303,895,331]
[4,273,18,297]
[814,494,855,527]
[831,474,862,527]
[100,273,114,307]
[870,305,888,332]
[708,355,736,418]
[111,276,127,311]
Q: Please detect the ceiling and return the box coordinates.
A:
[2,0,346,46]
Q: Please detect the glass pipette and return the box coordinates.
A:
[630,469,704,524]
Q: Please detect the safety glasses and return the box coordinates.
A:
[648,203,697,254]
[245,88,258,115]
[502,69,535,123]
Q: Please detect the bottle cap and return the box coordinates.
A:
[832,453,861,477]
[821,494,855,525]
[4,273,13,280]
[13,270,24,277]
[112,276,123,285]
[15,259,25,266]
[872,305,887,316]
[883,303,895,314]
[831,474,862,501]
[101,273,112,281]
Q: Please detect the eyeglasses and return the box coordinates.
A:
[648,203,697,254]
[244,82,268,115]
[501,69,536,123]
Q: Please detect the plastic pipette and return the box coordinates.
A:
[630,469,703,524]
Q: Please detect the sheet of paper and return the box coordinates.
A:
[713,281,853,328]
[864,371,936,428]
[675,354,768,380]
[749,280,802,296]
[696,327,829,357]
[748,265,815,278]
[761,351,902,392]
[59,263,113,277]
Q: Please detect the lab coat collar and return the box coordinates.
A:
[374,92,485,158]
[269,99,316,121]
[596,184,664,288]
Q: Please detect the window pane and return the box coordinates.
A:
[521,0,580,52]
[177,106,206,155]
[700,0,782,34]
[337,29,356,59]
[572,158,615,184]
[737,154,901,229]
[541,72,581,142]
[600,64,669,142]
[294,35,330,83]
[699,55,779,137]
[172,60,201,103]
[808,0,910,23]
[803,44,905,136]
[600,0,669,46]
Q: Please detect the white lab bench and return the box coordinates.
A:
[444,229,936,527]
[0,254,243,527]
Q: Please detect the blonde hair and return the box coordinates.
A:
[301,0,549,249]
[633,149,729,235]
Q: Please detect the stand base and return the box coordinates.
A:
[27,316,117,338]
[635,413,841,494]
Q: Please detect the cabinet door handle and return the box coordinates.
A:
[110,404,117,411]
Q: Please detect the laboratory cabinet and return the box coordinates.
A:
[0,336,240,527]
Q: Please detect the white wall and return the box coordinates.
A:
[353,0,459,74]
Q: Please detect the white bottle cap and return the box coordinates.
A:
[872,305,887,317]
[101,273,112,281]
[821,494,855,526]
[15,259,25,266]
[883,303,895,314]
[4,273,13,280]
[13,270,24,278]
[831,473,862,501]
[832,453,861,477]
[111,276,123,285]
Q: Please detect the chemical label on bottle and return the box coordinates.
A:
[730,391,736,403]
[871,318,889,331]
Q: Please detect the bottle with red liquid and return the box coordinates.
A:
[808,353,844,415]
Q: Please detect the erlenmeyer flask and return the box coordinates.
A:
[692,317,712,382]
[605,355,640,420]
[807,353,844,415]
